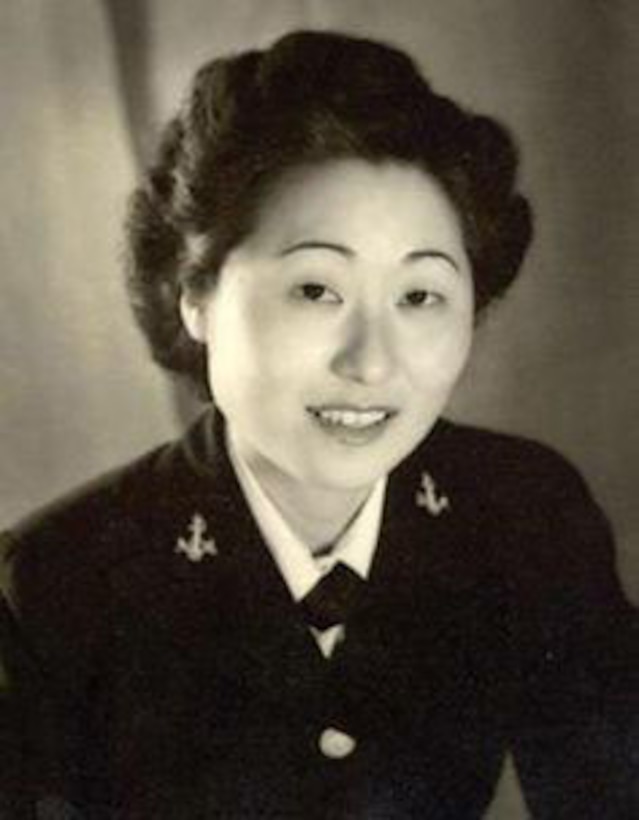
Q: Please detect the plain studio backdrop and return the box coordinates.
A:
[1,2,637,816]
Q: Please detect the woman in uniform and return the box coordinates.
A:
[1,29,637,819]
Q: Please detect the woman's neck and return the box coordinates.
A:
[257,467,370,552]
[230,437,371,552]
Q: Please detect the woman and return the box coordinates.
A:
[1,30,637,819]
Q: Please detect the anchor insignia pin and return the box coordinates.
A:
[415,472,451,517]
[175,513,218,562]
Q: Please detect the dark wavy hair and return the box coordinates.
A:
[126,30,533,396]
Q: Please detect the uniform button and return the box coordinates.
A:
[318,726,357,759]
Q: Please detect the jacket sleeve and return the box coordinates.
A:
[0,586,26,815]
[0,529,104,818]
[505,448,639,817]
[1,531,44,816]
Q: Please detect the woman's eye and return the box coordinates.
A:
[399,289,442,308]
[292,283,341,303]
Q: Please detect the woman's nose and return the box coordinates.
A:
[330,309,395,385]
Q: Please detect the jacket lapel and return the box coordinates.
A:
[109,411,328,690]
[333,423,498,692]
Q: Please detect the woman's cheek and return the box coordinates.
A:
[406,319,473,386]
[264,309,339,366]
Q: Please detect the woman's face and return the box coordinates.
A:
[181,159,474,494]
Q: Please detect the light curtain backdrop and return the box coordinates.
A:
[1,3,638,814]
[0,0,177,525]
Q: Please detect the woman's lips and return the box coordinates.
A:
[306,405,397,444]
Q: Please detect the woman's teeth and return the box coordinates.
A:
[311,408,390,428]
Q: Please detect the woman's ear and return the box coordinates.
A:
[179,291,207,343]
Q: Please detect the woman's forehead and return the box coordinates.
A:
[241,158,466,260]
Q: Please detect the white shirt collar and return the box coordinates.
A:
[227,435,386,603]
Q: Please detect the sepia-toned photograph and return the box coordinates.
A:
[1,2,637,817]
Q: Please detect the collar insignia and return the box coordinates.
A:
[415,471,450,516]
[175,513,218,562]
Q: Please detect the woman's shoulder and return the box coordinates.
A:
[1,412,218,552]
[0,413,230,682]
[0,434,189,612]
[0,412,229,608]
[416,418,618,565]
[418,417,595,503]
[420,419,621,593]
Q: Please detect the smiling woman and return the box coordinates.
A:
[179,159,474,541]
[1,29,637,819]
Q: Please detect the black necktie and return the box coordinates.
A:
[299,562,365,631]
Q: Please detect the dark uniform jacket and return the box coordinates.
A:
[0,412,637,818]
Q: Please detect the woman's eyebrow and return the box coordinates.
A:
[405,249,460,272]
[279,240,354,258]
[278,242,460,271]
